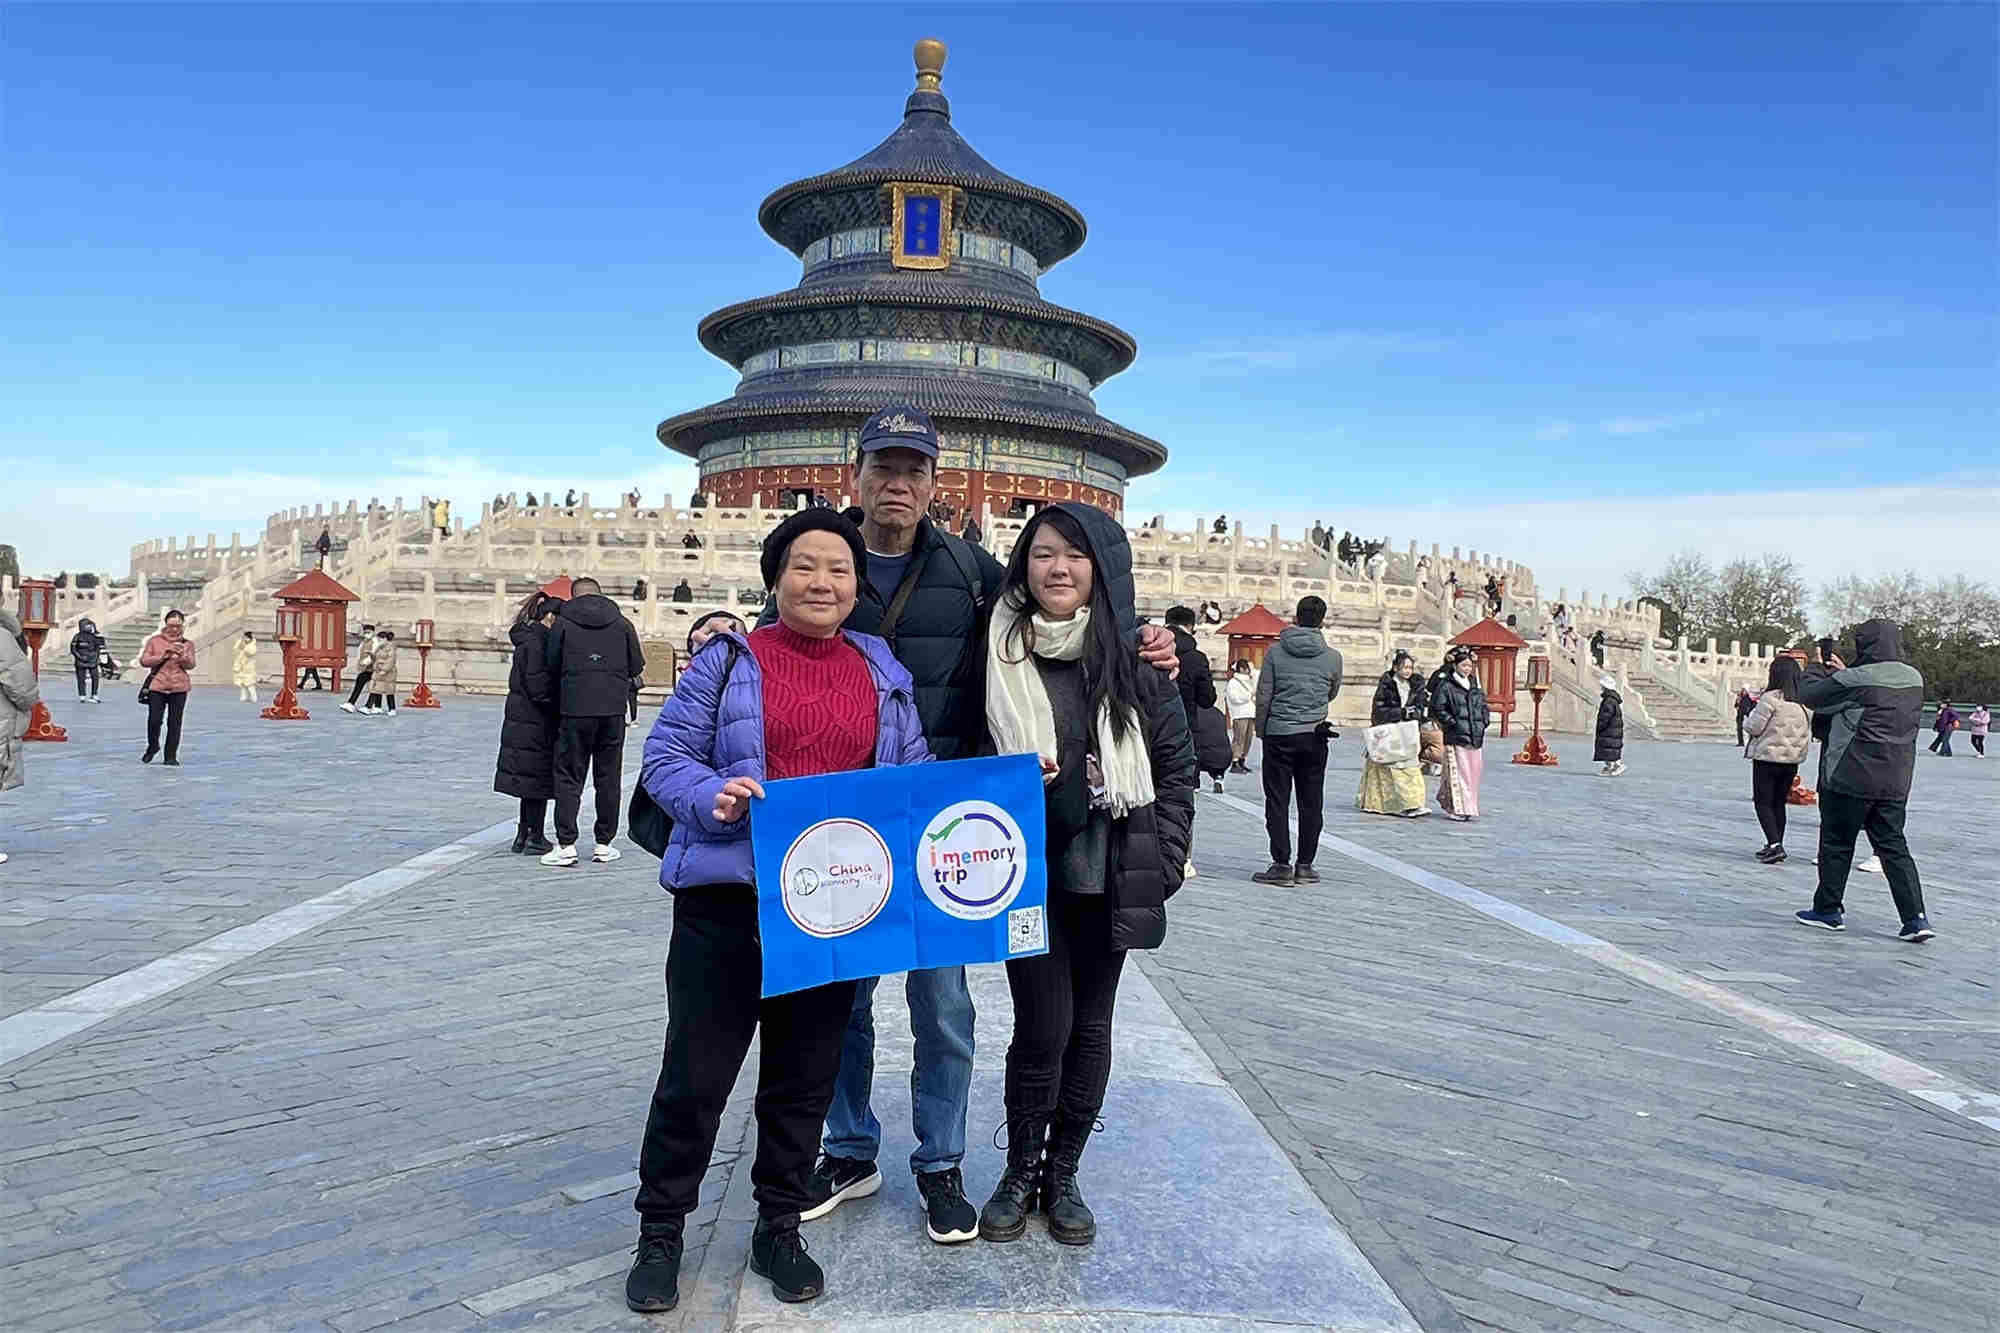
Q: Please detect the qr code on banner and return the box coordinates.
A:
[1007,906,1046,954]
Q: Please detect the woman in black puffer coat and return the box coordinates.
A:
[494,591,562,853]
[1593,676,1625,776]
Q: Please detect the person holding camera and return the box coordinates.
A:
[1251,596,1342,885]
[1792,621,1933,942]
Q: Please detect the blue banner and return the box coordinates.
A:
[749,754,1050,997]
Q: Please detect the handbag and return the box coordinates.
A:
[135,664,164,706]
[1418,722,1446,766]
[629,640,741,859]
[1364,719,1421,766]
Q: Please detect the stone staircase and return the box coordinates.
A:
[1627,672,1736,742]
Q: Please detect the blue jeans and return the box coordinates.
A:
[822,966,975,1174]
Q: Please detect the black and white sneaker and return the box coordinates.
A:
[916,1167,978,1244]
[799,1154,880,1222]
[1898,915,1935,943]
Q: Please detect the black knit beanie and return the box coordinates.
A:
[760,509,868,591]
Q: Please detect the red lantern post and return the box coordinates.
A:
[16,579,67,742]
[405,618,441,708]
[1512,653,1558,766]
[262,605,310,720]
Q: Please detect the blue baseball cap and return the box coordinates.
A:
[858,404,939,460]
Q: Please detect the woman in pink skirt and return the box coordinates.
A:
[1428,646,1489,821]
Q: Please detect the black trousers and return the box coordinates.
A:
[554,715,625,846]
[74,664,98,697]
[1928,730,1954,756]
[1003,891,1126,1129]
[365,693,397,713]
[1261,730,1329,866]
[635,890,856,1224]
[299,667,323,689]
[347,670,373,705]
[1751,760,1797,845]
[1813,791,1926,921]
[1973,734,1987,756]
[518,798,547,836]
[145,691,188,759]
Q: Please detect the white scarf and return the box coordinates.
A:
[986,592,1156,818]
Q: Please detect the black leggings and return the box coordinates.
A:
[1003,891,1127,1129]
[517,798,547,836]
[1751,760,1797,846]
[1974,734,1987,756]
[145,691,188,759]
[366,693,396,712]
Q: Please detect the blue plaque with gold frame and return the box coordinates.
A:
[889,182,957,270]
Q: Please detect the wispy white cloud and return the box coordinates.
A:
[1163,331,1453,373]
[1534,420,1576,442]
[2,456,702,575]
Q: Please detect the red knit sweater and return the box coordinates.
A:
[748,623,878,780]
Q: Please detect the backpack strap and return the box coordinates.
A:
[936,532,987,613]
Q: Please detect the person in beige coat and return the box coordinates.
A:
[364,630,400,715]
[232,632,260,703]
[1744,655,1813,863]
[1,608,41,865]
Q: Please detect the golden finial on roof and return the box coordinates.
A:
[914,38,947,93]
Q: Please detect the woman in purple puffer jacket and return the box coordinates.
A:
[624,508,932,1315]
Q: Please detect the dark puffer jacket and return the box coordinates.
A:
[1371,670,1425,726]
[69,620,104,666]
[1594,689,1625,762]
[495,622,559,799]
[542,593,645,718]
[1796,619,1922,800]
[1038,503,1197,952]
[760,510,1004,760]
[1430,671,1489,749]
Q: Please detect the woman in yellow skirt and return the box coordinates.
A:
[1356,651,1430,817]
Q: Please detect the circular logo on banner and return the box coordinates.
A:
[919,800,1029,921]
[778,819,893,938]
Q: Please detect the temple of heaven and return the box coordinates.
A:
[657,38,1165,519]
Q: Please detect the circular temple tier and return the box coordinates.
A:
[657,39,1164,519]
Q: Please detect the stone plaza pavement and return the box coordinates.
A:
[1,684,1994,1331]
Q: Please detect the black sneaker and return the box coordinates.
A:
[624,1222,681,1313]
[915,1167,978,1244]
[1250,862,1294,886]
[798,1154,880,1222]
[1794,908,1845,931]
[1898,915,1935,943]
[1293,864,1321,884]
[750,1218,822,1303]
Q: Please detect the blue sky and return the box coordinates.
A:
[4,3,1994,594]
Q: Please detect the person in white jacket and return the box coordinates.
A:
[1223,659,1257,774]
[232,632,260,703]
[1744,655,1813,863]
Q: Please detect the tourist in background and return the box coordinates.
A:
[1595,675,1626,776]
[363,630,399,715]
[524,491,539,513]
[1251,595,1342,885]
[1162,606,1221,808]
[1430,646,1488,820]
[1735,687,1758,748]
[0,607,37,864]
[626,508,931,1311]
[69,616,104,703]
[671,579,693,604]
[340,623,378,713]
[977,502,1195,1248]
[432,498,451,538]
[682,530,703,550]
[315,525,332,568]
[1744,654,1812,863]
[1224,659,1256,774]
[1969,703,1989,757]
[1212,513,1228,536]
[539,576,645,866]
[1928,699,1959,756]
[495,591,561,856]
[1357,651,1428,817]
[632,576,648,603]
[1590,628,1607,668]
[1792,620,1932,941]
[233,631,259,703]
[138,609,195,765]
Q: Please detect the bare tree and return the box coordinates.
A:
[1628,550,1717,642]
[1707,554,1810,648]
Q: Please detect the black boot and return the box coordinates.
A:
[1041,1114,1099,1246]
[511,828,529,854]
[749,1215,822,1303]
[624,1219,682,1313]
[978,1114,1047,1243]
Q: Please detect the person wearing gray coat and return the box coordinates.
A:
[1251,596,1343,886]
[0,608,41,866]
